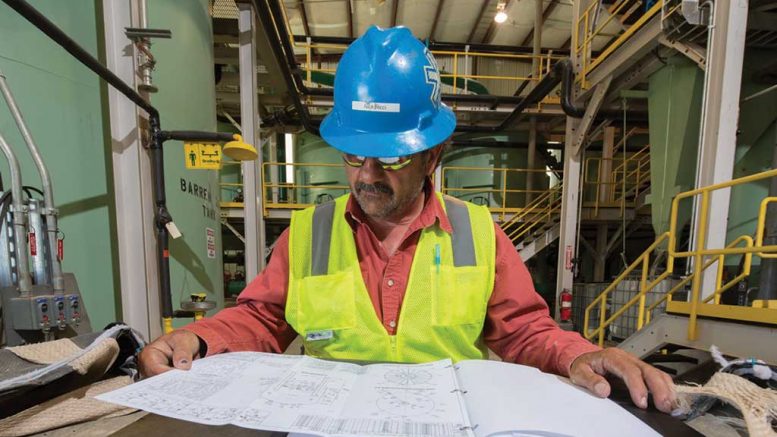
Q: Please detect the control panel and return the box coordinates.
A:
[34,296,52,332]
[65,294,81,327]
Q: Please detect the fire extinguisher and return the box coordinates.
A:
[560,289,573,322]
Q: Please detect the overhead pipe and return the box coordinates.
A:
[1,0,157,118]
[456,60,567,133]
[559,59,586,118]
[0,71,65,295]
[255,0,321,135]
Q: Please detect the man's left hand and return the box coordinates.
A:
[569,348,676,413]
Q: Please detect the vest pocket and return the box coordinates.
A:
[430,265,489,326]
[295,271,357,332]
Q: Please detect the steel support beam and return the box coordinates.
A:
[102,0,160,341]
[522,0,559,46]
[239,4,266,280]
[600,126,615,203]
[429,0,445,41]
[556,116,582,319]
[571,76,612,156]
[580,14,663,100]
[527,117,537,203]
[691,0,748,299]
[618,313,777,365]
[530,0,543,88]
[467,0,490,43]
[555,0,586,319]
[659,37,706,71]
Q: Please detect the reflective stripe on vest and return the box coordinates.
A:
[310,196,477,276]
[286,193,496,363]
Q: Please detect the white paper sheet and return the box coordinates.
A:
[454,360,661,437]
[97,352,472,437]
[96,352,299,425]
[327,360,473,437]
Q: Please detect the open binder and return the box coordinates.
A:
[98,352,660,437]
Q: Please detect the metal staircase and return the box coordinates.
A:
[582,168,777,364]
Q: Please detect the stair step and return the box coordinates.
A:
[619,1,644,25]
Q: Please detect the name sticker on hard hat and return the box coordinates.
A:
[352,101,400,113]
[305,330,334,341]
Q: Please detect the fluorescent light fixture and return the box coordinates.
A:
[548,140,562,144]
[285,133,294,183]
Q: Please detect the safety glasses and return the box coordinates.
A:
[342,153,414,171]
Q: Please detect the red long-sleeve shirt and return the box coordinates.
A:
[184,190,598,376]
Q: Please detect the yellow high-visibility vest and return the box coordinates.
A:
[286,193,495,363]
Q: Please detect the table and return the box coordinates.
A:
[102,376,701,437]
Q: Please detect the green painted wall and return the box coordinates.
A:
[0,1,119,329]
[646,56,705,238]
[147,0,224,322]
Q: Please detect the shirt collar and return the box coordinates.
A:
[344,178,453,234]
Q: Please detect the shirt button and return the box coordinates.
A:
[389,320,396,328]
[387,279,395,287]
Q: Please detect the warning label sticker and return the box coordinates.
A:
[184,143,222,170]
[206,227,217,259]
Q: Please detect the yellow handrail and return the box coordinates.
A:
[441,166,562,221]
[756,197,777,258]
[582,144,651,215]
[502,185,564,244]
[221,163,566,222]
[584,168,777,345]
[574,0,664,88]
[501,185,560,229]
[584,232,670,346]
[644,235,754,324]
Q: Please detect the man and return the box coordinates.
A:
[139,26,675,413]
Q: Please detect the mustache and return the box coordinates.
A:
[355,181,393,195]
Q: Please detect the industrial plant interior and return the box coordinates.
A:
[0,0,776,435]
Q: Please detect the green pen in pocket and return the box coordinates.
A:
[434,243,441,274]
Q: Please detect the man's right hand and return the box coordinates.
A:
[138,329,202,377]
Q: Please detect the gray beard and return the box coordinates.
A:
[354,177,426,220]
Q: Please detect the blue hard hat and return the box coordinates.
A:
[320,26,456,158]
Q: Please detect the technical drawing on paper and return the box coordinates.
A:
[110,389,191,414]
[376,387,436,417]
[235,407,271,427]
[384,368,434,386]
[147,376,227,399]
[260,371,348,408]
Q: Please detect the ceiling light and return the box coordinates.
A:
[494,1,508,23]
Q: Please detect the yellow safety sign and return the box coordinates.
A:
[184,143,222,170]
